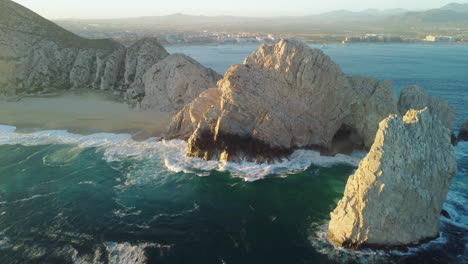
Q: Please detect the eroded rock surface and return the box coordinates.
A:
[344,76,398,149]
[458,121,468,141]
[398,85,455,131]
[166,88,222,140]
[327,108,456,249]
[167,39,356,161]
[131,54,221,112]
[0,0,168,96]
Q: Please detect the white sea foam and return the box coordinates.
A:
[0,125,363,181]
[105,242,171,264]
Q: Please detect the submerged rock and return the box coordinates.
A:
[131,54,221,112]
[327,108,456,249]
[168,39,356,161]
[458,121,468,141]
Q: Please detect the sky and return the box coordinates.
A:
[13,0,461,19]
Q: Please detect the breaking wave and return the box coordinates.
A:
[0,125,363,181]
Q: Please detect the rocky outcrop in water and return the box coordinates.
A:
[167,39,357,161]
[344,77,398,149]
[398,85,455,131]
[458,121,468,141]
[167,39,456,162]
[166,88,222,140]
[327,108,456,249]
[127,54,221,112]
[0,0,167,96]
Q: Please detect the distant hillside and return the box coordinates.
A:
[387,3,468,24]
[389,10,468,24]
[312,8,407,21]
[0,0,119,49]
[440,2,468,12]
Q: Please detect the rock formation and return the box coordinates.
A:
[167,39,357,161]
[327,108,456,249]
[344,77,398,149]
[127,54,221,112]
[0,0,167,95]
[458,121,468,141]
[124,38,169,87]
[166,39,458,165]
[398,85,455,131]
[166,88,222,140]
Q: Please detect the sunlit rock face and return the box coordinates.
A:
[398,85,455,131]
[0,0,167,95]
[343,76,398,149]
[129,54,221,112]
[166,88,222,140]
[167,39,357,162]
[123,38,169,87]
[327,108,456,249]
[459,121,468,141]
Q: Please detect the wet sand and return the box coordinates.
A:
[0,91,173,140]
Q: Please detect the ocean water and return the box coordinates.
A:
[0,44,467,263]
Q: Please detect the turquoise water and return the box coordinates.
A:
[1,44,467,263]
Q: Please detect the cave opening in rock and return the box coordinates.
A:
[327,124,364,156]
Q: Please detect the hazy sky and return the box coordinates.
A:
[13,0,460,19]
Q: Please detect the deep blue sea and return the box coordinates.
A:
[0,44,467,264]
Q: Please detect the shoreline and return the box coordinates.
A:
[0,90,173,141]
[163,41,468,47]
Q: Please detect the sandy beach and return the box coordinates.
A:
[0,91,173,140]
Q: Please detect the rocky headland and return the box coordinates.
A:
[0,0,219,114]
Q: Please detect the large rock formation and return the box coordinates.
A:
[327,108,456,249]
[128,54,221,112]
[0,0,167,95]
[458,121,468,141]
[123,38,169,87]
[344,77,398,149]
[166,88,222,140]
[398,85,455,131]
[167,39,357,161]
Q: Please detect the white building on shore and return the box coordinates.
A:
[425,35,456,42]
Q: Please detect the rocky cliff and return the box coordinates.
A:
[127,54,221,112]
[398,85,455,131]
[343,77,398,149]
[167,39,358,161]
[327,108,456,249]
[0,0,167,95]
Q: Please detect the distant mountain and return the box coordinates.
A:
[440,2,468,12]
[387,4,468,24]
[314,8,408,21]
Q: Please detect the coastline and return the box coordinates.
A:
[0,90,173,140]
